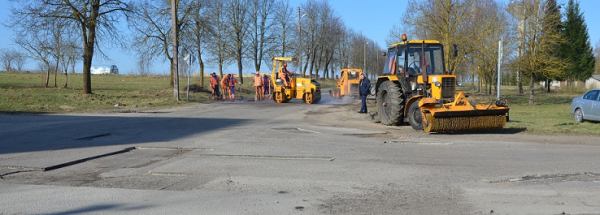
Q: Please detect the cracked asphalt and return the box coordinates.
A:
[1,94,600,215]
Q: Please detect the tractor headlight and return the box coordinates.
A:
[435,82,441,87]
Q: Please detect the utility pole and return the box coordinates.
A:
[171,0,179,101]
[497,40,503,100]
[298,7,302,77]
[364,41,368,77]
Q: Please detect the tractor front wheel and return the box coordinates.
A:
[408,100,423,130]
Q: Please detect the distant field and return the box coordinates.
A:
[2,72,599,136]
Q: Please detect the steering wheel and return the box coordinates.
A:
[408,61,421,75]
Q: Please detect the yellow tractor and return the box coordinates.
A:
[331,68,362,99]
[271,57,321,104]
[375,34,509,132]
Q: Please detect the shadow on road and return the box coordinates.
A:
[0,114,251,155]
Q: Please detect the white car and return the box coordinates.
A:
[571,89,600,122]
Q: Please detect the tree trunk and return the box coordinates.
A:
[63,67,68,88]
[197,49,204,87]
[45,62,50,88]
[517,71,523,95]
[309,48,317,78]
[237,50,243,84]
[219,61,223,77]
[529,73,535,104]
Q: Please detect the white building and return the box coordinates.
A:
[585,75,600,89]
[91,65,119,75]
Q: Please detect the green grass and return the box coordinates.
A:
[460,84,600,136]
[0,72,210,113]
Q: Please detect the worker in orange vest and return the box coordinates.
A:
[279,62,292,87]
[228,73,239,100]
[262,74,271,99]
[220,73,230,100]
[253,71,264,101]
[209,73,220,100]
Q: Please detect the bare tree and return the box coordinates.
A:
[14,29,53,87]
[187,0,212,87]
[129,0,194,90]
[9,0,132,94]
[272,0,295,60]
[58,39,82,88]
[136,51,152,76]
[248,0,277,73]
[467,0,512,95]
[206,0,230,77]
[225,0,250,83]
[13,50,27,72]
[0,49,16,72]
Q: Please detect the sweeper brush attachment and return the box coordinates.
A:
[420,91,509,133]
[424,114,506,133]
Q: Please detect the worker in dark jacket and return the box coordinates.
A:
[358,73,370,113]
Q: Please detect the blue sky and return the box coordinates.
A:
[1,0,598,75]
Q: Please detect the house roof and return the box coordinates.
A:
[592,75,600,81]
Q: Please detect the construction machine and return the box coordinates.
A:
[331,68,362,99]
[271,57,322,104]
[375,34,509,132]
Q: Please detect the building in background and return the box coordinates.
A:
[91,65,119,75]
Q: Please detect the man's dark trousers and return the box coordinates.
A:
[360,95,367,113]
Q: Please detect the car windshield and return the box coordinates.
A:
[406,44,445,75]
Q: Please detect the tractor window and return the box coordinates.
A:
[407,44,445,75]
[384,51,397,74]
[397,48,406,75]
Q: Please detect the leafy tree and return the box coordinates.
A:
[511,0,566,104]
[538,0,568,92]
[561,0,595,82]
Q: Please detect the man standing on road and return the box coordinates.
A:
[209,73,220,100]
[253,71,263,101]
[262,74,271,99]
[358,73,370,113]
[228,73,240,100]
[220,74,230,100]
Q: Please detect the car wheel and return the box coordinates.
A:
[574,108,584,123]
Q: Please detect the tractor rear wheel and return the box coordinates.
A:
[408,100,423,130]
[376,81,405,126]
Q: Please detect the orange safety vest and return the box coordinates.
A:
[279,67,290,79]
[229,75,238,87]
[210,76,219,87]
[253,75,263,87]
[263,75,270,87]
[221,75,229,86]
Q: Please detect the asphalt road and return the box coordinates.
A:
[1,93,600,215]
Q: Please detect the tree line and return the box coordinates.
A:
[5,0,386,96]
[387,0,597,104]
